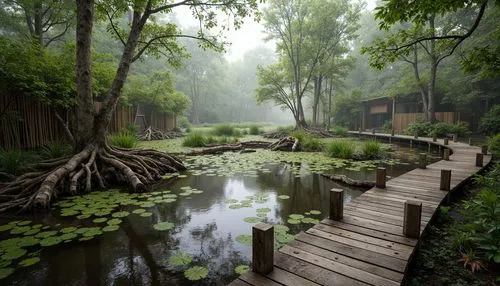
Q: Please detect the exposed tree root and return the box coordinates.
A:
[320,173,375,188]
[269,137,301,152]
[0,143,185,213]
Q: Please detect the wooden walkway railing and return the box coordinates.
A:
[228,132,492,286]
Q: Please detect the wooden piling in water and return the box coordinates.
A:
[376,167,386,189]
[444,138,449,145]
[329,189,344,221]
[252,223,274,275]
[440,169,451,191]
[481,145,488,155]
[419,153,427,169]
[476,153,483,167]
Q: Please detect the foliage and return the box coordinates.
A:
[362,141,382,159]
[184,266,209,281]
[0,149,38,176]
[404,121,469,137]
[249,125,261,135]
[479,105,500,135]
[108,132,137,149]
[39,141,72,160]
[331,126,348,137]
[487,134,500,156]
[182,133,207,147]
[276,126,294,134]
[326,140,354,159]
[331,90,362,130]
[178,117,191,130]
[381,121,392,133]
[212,124,241,137]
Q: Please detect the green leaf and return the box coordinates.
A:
[235,234,252,246]
[184,266,208,281]
[18,257,40,267]
[153,222,175,231]
[169,251,193,266]
[235,265,250,275]
[0,268,14,279]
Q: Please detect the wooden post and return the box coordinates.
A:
[453,134,458,142]
[414,133,418,139]
[476,153,483,167]
[372,129,376,135]
[432,134,437,142]
[403,200,422,238]
[391,129,395,136]
[329,189,344,221]
[376,167,386,189]
[444,138,449,145]
[481,145,488,155]
[419,153,427,169]
[410,140,413,148]
[443,149,450,161]
[358,127,362,134]
[252,223,274,275]
[440,169,451,191]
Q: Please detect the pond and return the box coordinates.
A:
[0,142,441,285]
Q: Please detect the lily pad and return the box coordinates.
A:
[102,225,120,232]
[153,222,175,231]
[289,214,305,220]
[0,268,14,279]
[235,234,252,246]
[235,265,250,275]
[10,226,31,235]
[256,213,267,218]
[274,225,289,233]
[139,212,153,217]
[23,228,40,236]
[256,208,271,213]
[92,218,108,224]
[228,204,243,209]
[184,266,208,281]
[1,248,27,260]
[169,251,193,266]
[18,257,40,267]
[277,195,290,199]
[39,237,62,247]
[287,219,301,224]
[59,233,77,241]
[17,221,31,226]
[309,210,321,215]
[132,209,146,214]
[111,211,130,218]
[0,225,13,232]
[60,227,78,234]
[243,217,262,224]
[107,219,122,225]
[276,233,296,244]
[17,236,40,247]
[35,231,57,238]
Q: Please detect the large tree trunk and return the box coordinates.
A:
[0,1,185,212]
[312,76,322,125]
[411,45,429,121]
[428,16,437,123]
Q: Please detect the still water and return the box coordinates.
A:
[0,144,440,285]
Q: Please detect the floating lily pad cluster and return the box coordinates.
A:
[287,210,322,225]
[235,224,297,250]
[166,250,208,281]
[226,193,270,210]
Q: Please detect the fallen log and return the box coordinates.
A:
[320,173,375,188]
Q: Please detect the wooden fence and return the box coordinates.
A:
[393,112,457,132]
[0,93,175,150]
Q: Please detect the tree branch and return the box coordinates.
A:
[104,8,126,46]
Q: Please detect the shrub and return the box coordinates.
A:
[404,120,433,136]
[212,124,241,137]
[290,130,305,141]
[182,133,206,147]
[0,149,39,176]
[179,116,191,129]
[249,125,261,135]
[488,134,500,156]
[450,121,469,137]
[302,137,322,151]
[326,140,354,159]
[362,140,381,159]
[108,132,137,148]
[39,141,72,159]
[123,123,138,136]
[479,105,500,135]
[276,126,294,134]
[332,126,348,137]
[381,121,392,133]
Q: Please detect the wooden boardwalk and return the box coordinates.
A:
[229,132,492,286]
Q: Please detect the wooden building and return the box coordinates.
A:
[360,96,460,132]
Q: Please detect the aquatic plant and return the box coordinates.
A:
[326,140,354,159]
[235,265,250,274]
[235,234,252,246]
[108,132,137,148]
[153,222,175,231]
[212,124,241,137]
[182,132,206,147]
[362,140,382,159]
[169,251,193,266]
[249,125,261,135]
[184,266,208,281]
[277,195,290,199]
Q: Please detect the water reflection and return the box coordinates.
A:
[4,143,437,285]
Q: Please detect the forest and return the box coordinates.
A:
[0,0,499,285]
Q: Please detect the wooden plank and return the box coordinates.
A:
[296,232,407,273]
[348,201,432,219]
[273,252,369,286]
[321,219,417,246]
[239,271,283,286]
[344,208,407,226]
[339,215,405,236]
[287,240,404,282]
[266,267,320,286]
[312,223,413,254]
[306,228,411,261]
[280,245,400,286]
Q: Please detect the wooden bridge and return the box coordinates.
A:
[229,132,492,286]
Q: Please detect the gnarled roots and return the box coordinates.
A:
[0,144,185,213]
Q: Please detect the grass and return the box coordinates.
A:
[212,124,241,137]
[331,126,348,137]
[108,132,137,148]
[182,132,207,147]
[39,140,72,159]
[0,148,39,176]
[249,125,261,135]
[326,140,355,159]
[362,140,382,159]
